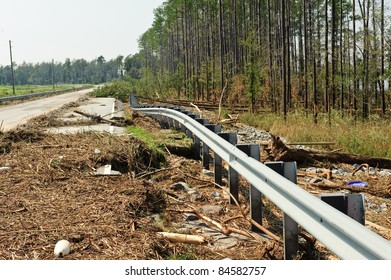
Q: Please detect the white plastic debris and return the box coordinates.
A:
[54,240,71,257]
[0,167,11,173]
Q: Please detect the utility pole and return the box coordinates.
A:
[52,59,55,92]
[9,40,15,95]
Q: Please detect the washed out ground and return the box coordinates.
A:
[0,97,390,260]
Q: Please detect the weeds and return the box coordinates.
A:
[127,125,193,160]
[0,84,79,97]
[240,111,391,158]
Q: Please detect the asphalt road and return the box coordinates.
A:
[0,88,93,131]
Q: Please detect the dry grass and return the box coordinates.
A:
[0,129,167,260]
[0,127,282,260]
[240,111,391,159]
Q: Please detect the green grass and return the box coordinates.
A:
[128,126,166,155]
[127,125,193,157]
[240,111,391,159]
[166,252,197,260]
[0,84,83,97]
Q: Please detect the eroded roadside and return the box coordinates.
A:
[0,97,389,260]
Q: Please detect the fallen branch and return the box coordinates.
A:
[168,207,263,242]
[269,134,391,169]
[178,169,281,242]
[73,110,120,126]
[135,167,174,179]
[287,141,336,146]
[157,232,207,245]
[190,103,202,118]
[352,163,369,177]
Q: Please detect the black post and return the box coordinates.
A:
[9,40,15,95]
[265,161,299,260]
[218,132,238,203]
[237,144,262,231]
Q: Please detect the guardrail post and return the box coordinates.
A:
[203,124,221,170]
[180,122,187,133]
[185,114,196,138]
[173,109,183,131]
[174,109,189,132]
[163,116,171,129]
[265,161,299,260]
[195,119,209,158]
[183,113,200,139]
[218,132,238,203]
[174,119,180,130]
[164,116,171,129]
[155,115,165,128]
[347,194,365,225]
[319,193,365,225]
[169,115,175,129]
[237,144,262,231]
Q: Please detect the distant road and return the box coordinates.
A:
[0,88,94,131]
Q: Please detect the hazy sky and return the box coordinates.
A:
[0,0,166,66]
[1,0,391,66]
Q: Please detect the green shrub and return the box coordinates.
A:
[91,80,134,102]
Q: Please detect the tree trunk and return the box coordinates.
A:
[331,0,337,109]
[309,1,318,124]
[353,0,358,114]
[268,135,391,169]
[381,0,386,114]
[325,0,330,118]
[282,0,288,121]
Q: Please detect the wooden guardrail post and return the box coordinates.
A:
[265,161,299,260]
[237,144,262,231]
[218,132,238,203]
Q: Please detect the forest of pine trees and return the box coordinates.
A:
[137,0,391,120]
[0,55,131,86]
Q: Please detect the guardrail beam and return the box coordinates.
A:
[130,97,391,260]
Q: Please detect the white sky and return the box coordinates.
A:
[1,0,391,66]
[0,0,166,66]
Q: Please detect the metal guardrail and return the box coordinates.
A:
[0,87,90,103]
[130,94,391,260]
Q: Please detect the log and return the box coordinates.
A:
[157,232,207,245]
[73,110,120,126]
[268,134,391,169]
[190,103,203,118]
[287,141,336,146]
